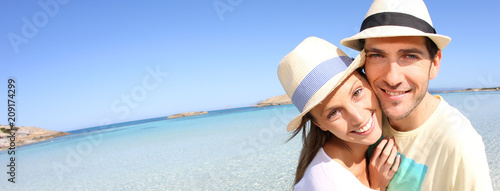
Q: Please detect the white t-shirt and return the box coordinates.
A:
[295,147,377,191]
[383,95,493,191]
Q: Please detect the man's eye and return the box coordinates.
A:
[368,54,382,58]
[405,54,419,59]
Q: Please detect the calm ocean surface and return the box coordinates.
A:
[1,91,499,190]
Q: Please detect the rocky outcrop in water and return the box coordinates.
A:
[0,125,69,151]
[167,111,208,119]
[255,95,292,107]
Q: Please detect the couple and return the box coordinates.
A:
[278,0,493,190]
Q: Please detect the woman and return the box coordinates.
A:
[277,37,400,190]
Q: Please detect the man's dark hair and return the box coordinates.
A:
[424,37,438,60]
[358,37,439,59]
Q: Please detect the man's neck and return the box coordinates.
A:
[389,92,440,132]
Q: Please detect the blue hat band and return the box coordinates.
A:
[291,56,351,112]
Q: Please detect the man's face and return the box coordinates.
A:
[363,36,441,120]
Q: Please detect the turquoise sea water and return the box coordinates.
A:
[1,91,499,190]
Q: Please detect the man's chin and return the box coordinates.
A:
[382,107,411,121]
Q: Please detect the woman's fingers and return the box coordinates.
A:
[382,144,398,173]
[368,137,401,190]
[386,145,398,167]
[371,138,388,162]
[381,138,395,161]
[390,155,401,175]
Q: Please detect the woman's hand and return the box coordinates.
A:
[369,137,401,191]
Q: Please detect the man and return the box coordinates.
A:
[341,0,493,190]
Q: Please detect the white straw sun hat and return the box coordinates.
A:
[341,0,451,51]
[278,37,365,132]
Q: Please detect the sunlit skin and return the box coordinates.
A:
[310,71,382,146]
[364,36,442,132]
[309,71,384,187]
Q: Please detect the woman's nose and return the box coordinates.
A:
[347,105,365,126]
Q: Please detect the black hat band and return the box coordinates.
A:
[360,12,436,34]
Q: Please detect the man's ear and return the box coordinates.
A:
[429,50,442,80]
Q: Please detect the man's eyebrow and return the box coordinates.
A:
[364,48,385,54]
[398,48,424,55]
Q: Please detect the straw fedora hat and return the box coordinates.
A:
[341,0,451,51]
[278,37,365,132]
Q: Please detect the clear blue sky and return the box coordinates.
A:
[2,0,499,132]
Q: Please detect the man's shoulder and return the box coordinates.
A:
[426,98,482,150]
[430,97,475,133]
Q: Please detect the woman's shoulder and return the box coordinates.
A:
[306,147,347,174]
[295,148,376,191]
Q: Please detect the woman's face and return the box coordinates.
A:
[310,71,382,146]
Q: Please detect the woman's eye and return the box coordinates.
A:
[353,88,362,97]
[328,110,339,119]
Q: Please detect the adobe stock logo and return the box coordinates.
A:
[7,0,70,53]
[213,0,243,21]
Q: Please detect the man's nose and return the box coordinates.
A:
[383,60,404,87]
